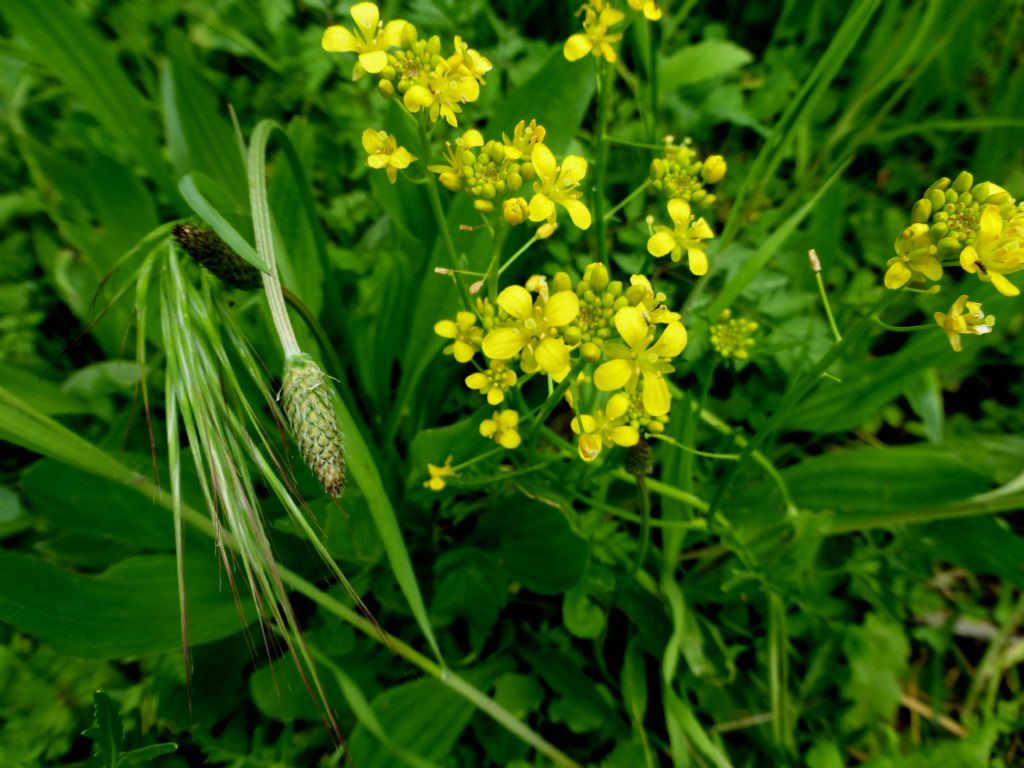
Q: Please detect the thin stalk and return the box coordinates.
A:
[419,118,459,266]
[612,468,709,511]
[485,224,509,303]
[528,357,588,450]
[873,317,934,332]
[262,272,300,358]
[629,475,652,581]
[604,179,652,222]
[594,59,612,267]
[814,270,842,343]
[498,231,541,276]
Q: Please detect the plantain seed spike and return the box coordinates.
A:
[281,353,346,497]
[172,223,263,290]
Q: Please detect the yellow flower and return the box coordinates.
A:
[570,393,640,461]
[452,35,493,84]
[564,1,626,63]
[594,306,687,416]
[629,275,680,324]
[424,455,456,491]
[482,285,580,376]
[934,295,994,352]
[428,129,484,191]
[709,308,759,360]
[503,197,530,226]
[502,119,546,161]
[480,409,522,449]
[527,143,592,230]
[434,311,482,363]
[626,0,663,21]
[322,2,407,77]
[884,222,942,290]
[403,60,480,127]
[701,155,727,184]
[959,205,1023,297]
[647,198,715,275]
[465,360,517,405]
[361,129,416,183]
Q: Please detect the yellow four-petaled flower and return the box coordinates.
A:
[322,2,407,77]
[361,129,416,183]
[647,198,715,275]
[528,143,592,231]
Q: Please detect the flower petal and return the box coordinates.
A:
[403,85,434,111]
[605,392,630,421]
[647,231,676,257]
[990,271,1020,297]
[528,193,555,223]
[497,285,534,319]
[571,414,598,435]
[594,358,633,391]
[959,246,979,273]
[884,261,911,290]
[979,204,1003,239]
[642,374,671,416]
[667,198,691,226]
[350,2,380,32]
[531,143,557,184]
[563,199,592,230]
[322,25,359,52]
[560,155,588,185]
[651,321,687,358]
[534,337,570,375]
[578,433,602,462]
[359,50,388,73]
[465,372,487,389]
[610,425,640,447]
[482,327,525,359]
[563,34,594,62]
[452,340,475,363]
[381,19,407,46]
[434,319,457,338]
[686,247,708,276]
[614,306,649,350]
[544,291,580,326]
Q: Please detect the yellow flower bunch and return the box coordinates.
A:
[626,0,663,21]
[361,129,416,183]
[323,3,489,127]
[650,138,727,205]
[429,123,592,232]
[884,171,1023,295]
[933,295,994,353]
[709,308,759,360]
[564,1,626,63]
[433,264,685,460]
[647,198,715,275]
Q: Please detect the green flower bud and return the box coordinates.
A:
[563,326,583,345]
[378,79,395,98]
[474,199,494,212]
[911,199,932,223]
[952,171,973,193]
[583,263,610,291]
[927,189,946,211]
[580,342,601,362]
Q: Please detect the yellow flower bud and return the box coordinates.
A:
[581,342,601,362]
[551,271,573,293]
[474,199,495,213]
[537,221,558,239]
[378,79,395,98]
[701,155,727,184]
[503,197,529,225]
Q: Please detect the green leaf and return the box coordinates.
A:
[926,517,1024,588]
[0,551,250,658]
[431,547,508,653]
[0,363,92,417]
[83,691,121,768]
[117,744,178,766]
[2,0,172,198]
[659,40,754,90]
[841,613,908,730]
[347,677,478,768]
[782,446,992,523]
[562,562,614,639]
[474,500,589,595]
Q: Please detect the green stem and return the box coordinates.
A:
[815,271,843,343]
[648,434,739,460]
[603,136,665,150]
[612,469,710,511]
[262,272,301,358]
[604,178,652,222]
[485,224,509,303]
[594,60,612,267]
[873,317,935,332]
[707,291,896,516]
[629,475,652,581]
[418,118,459,266]
[528,357,588,449]
[498,231,541,276]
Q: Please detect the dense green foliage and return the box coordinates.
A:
[1,0,1023,766]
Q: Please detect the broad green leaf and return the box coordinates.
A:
[783,446,991,520]
[0,551,250,658]
[160,57,247,208]
[926,518,1024,588]
[0,363,91,417]
[347,677,477,768]
[659,40,754,91]
[841,613,908,730]
[474,501,589,595]
[431,547,508,653]
[3,0,172,197]
[562,562,614,639]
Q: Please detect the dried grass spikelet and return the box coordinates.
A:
[172,223,263,290]
[281,353,346,497]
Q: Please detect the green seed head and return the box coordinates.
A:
[172,223,263,290]
[281,354,346,498]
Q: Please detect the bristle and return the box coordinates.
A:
[281,354,346,497]
[172,223,263,290]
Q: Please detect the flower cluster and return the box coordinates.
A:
[323,3,490,127]
[434,264,685,461]
[709,309,759,360]
[883,171,1023,351]
[645,141,726,275]
[430,121,592,232]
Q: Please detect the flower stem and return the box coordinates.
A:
[528,357,588,451]
[262,272,300,358]
[815,272,843,343]
[873,317,935,332]
[498,231,541,276]
[485,223,510,303]
[418,118,459,266]
[604,178,652,222]
[594,60,612,267]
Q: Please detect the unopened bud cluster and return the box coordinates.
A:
[709,308,759,360]
[650,138,727,207]
[172,224,262,290]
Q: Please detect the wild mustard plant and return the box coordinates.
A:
[882,171,1023,351]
